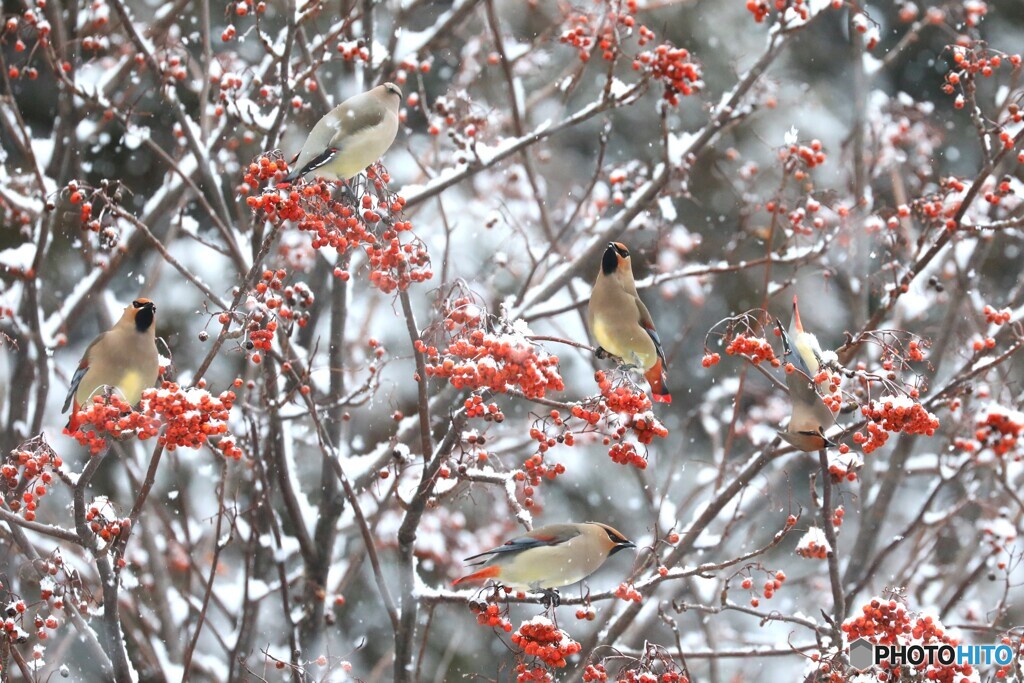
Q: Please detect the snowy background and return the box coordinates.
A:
[2,0,1024,681]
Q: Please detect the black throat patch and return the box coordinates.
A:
[135,307,155,332]
[601,247,618,275]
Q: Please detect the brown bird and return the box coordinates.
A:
[777,296,835,451]
[452,522,635,604]
[588,242,671,403]
[63,299,159,430]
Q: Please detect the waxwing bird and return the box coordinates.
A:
[63,299,159,430]
[452,522,635,603]
[281,82,402,184]
[777,296,835,451]
[588,242,672,403]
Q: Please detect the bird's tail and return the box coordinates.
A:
[65,401,82,433]
[646,359,672,404]
[451,565,500,586]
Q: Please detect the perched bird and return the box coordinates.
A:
[452,522,635,603]
[588,242,672,403]
[280,82,403,184]
[777,296,835,451]
[63,299,159,430]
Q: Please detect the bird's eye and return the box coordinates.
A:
[132,301,142,309]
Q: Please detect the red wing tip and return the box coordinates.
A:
[652,393,672,404]
[452,566,500,586]
[274,181,293,189]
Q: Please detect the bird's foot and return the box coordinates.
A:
[594,346,612,360]
[339,180,357,205]
[539,588,561,609]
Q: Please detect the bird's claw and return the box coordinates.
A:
[540,589,561,609]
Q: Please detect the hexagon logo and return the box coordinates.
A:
[849,638,875,672]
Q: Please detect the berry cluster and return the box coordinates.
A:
[608,442,646,469]
[574,606,597,621]
[64,393,158,455]
[422,330,564,399]
[827,445,862,483]
[783,195,828,236]
[252,268,315,327]
[2,590,64,652]
[443,295,485,332]
[518,426,569,507]
[3,6,51,85]
[84,497,131,544]
[725,334,780,366]
[30,550,83,620]
[739,570,786,607]
[65,383,242,459]
[598,373,666,443]
[464,395,504,422]
[583,664,609,682]
[515,666,553,683]
[565,372,669,470]
[983,305,1012,326]
[635,44,703,105]
[615,583,642,603]
[558,1,701,105]
[780,139,827,177]
[243,157,432,294]
[469,602,512,633]
[906,340,925,362]
[795,526,830,560]
[944,44,1022,102]
[852,397,939,453]
[1,437,62,522]
[972,404,1024,459]
[559,1,644,63]
[745,0,813,24]
[843,599,975,682]
[335,40,370,62]
[63,179,128,246]
[512,617,581,669]
[832,506,845,530]
[614,668,689,683]
[239,268,317,365]
[700,352,721,368]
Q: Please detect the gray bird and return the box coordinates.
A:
[281,82,402,183]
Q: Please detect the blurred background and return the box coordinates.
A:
[3,0,1024,680]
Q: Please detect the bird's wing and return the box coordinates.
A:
[290,145,340,180]
[635,297,668,367]
[463,525,582,564]
[288,103,389,181]
[62,334,105,413]
[777,320,835,429]
[328,101,387,144]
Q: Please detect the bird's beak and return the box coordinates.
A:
[610,540,636,555]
